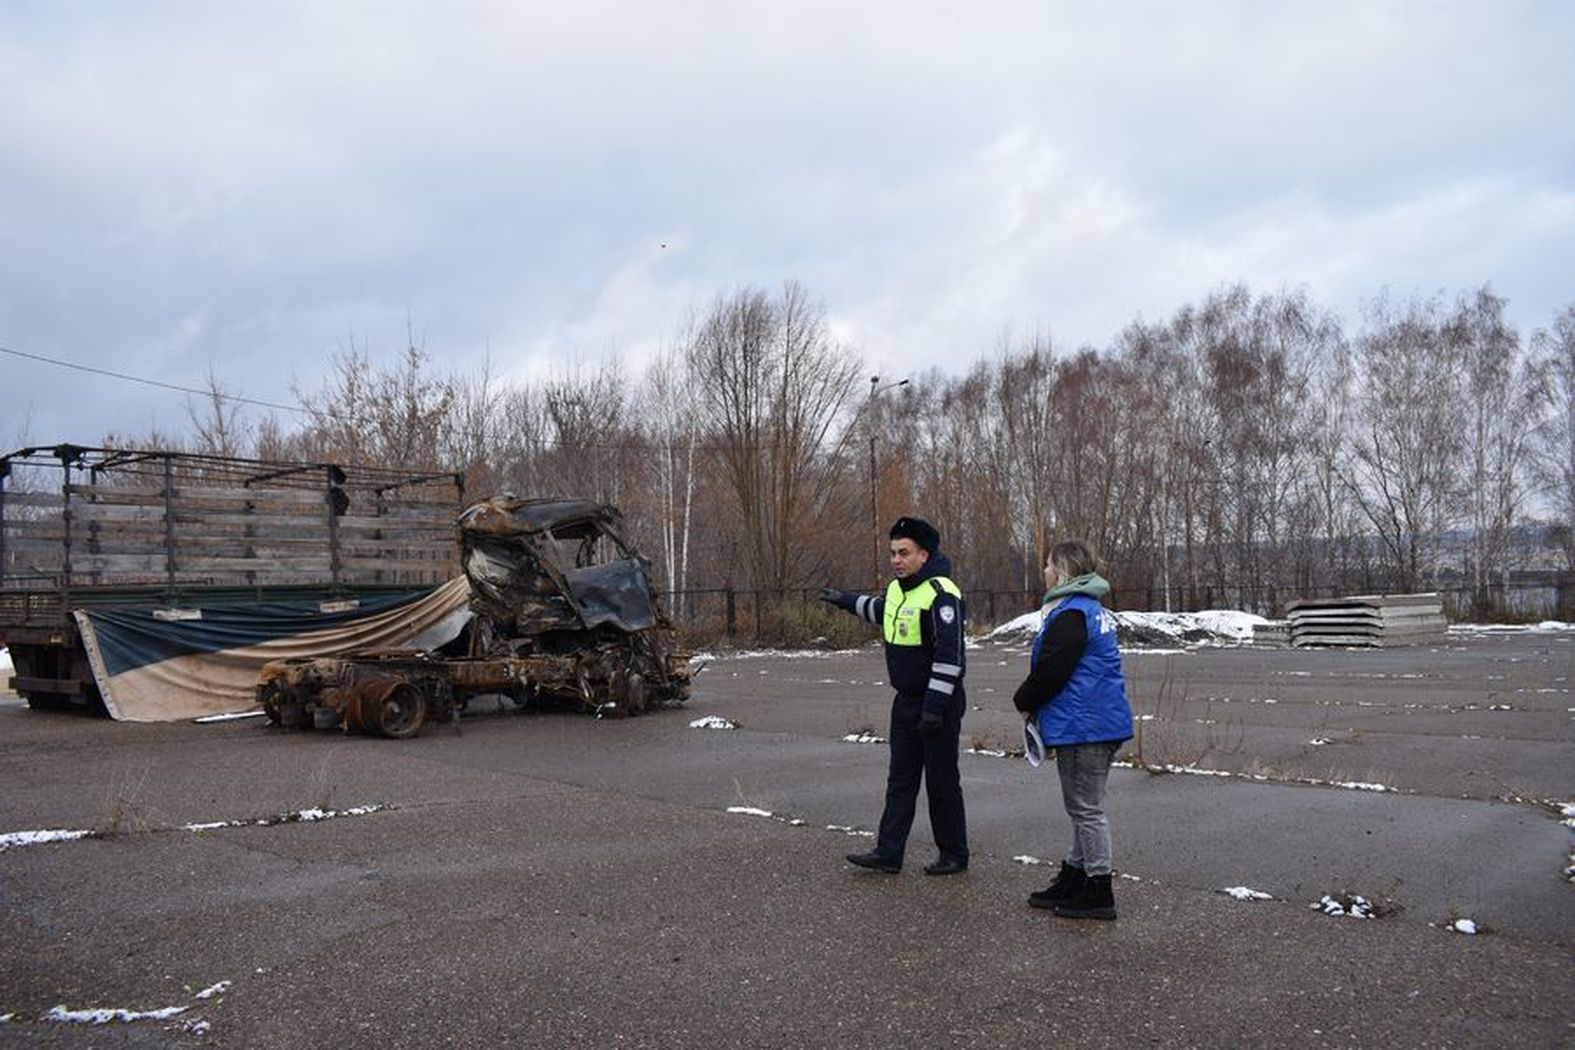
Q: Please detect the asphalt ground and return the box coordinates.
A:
[0,629,1570,1047]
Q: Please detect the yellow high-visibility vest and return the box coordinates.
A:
[882,576,962,647]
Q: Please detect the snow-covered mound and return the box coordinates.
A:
[989,608,1271,649]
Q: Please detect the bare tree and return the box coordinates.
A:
[1529,304,1575,569]
[294,330,455,471]
[641,344,701,608]
[485,383,547,496]
[1453,287,1543,610]
[996,337,1058,581]
[1345,293,1462,591]
[186,366,250,457]
[686,282,860,590]
[541,359,637,507]
[442,351,506,495]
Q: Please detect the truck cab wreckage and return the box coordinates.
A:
[257,496,691,737]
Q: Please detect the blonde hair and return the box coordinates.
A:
[1049,539,1099,579]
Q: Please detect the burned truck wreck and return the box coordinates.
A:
[257,496,690,737]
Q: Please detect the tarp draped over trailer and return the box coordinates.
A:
[74,577,473,721]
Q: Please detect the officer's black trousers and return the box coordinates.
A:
[875,691,969,863]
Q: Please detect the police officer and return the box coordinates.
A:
[820,516,969,875]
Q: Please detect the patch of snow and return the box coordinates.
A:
[706,648,863,661]
[1121,762,1400,795]
[193,710,266,723]
[185,804,383,834]
[1012,855,1046,865]
[1313,893,1373,918]
[964,747,1007,758]
[1190,610,1272,639]
[726,805,813,829]
[1308,737,1332,746]
[0,828,94,851]
[842,733,885,744]
[826,824,875,837]
[1450,918,1478,935]
[181,1019,211,1034]
[989,610,1044,638]
[689,715,737,730]
[1449,621,1573,634]
[1222,886,1274,900]
[45,1004,188,1024]
[193,981,230,1000]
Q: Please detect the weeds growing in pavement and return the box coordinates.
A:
[845,706,879,739]
[101,763,159,835]
[308,747,340,812]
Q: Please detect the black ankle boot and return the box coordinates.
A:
[1052,873,1116,920]
[1028,862,1085,909]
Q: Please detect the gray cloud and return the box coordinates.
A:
[2,1,1571,444]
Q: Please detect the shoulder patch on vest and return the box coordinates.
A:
[939,605,956,624]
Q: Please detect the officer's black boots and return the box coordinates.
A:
[1028,861,1085,908]
[923,855,968,876]
[845,850,901,873]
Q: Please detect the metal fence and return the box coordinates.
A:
[663,577,1571,647]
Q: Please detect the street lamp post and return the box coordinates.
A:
[866,375,910,588]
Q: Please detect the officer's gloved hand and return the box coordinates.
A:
[918,708,944,736]
[818,587,847,606]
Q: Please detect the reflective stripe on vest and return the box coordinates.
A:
[883,575,962,647]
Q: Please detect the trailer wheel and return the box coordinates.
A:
[369,681,427,739]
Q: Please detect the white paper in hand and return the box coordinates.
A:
[1023,719,1045,767]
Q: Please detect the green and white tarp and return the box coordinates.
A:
[74,577,472,721]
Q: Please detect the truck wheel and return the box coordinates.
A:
[369,681,427,739]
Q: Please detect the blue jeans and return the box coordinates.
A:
[1055,741,1118,875]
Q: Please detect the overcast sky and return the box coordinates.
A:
[2,1,1571,449]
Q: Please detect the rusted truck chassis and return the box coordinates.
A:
[257,495,690,736]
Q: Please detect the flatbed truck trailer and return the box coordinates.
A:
[0,444,463,712]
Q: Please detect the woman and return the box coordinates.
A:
[1012,539,1134,920]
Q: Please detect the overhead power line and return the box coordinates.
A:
[0,342,308,415]
[0,340,886,457]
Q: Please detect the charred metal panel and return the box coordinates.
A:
[565,559,657,631]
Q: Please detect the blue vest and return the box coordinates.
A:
[1032,593,1134,746]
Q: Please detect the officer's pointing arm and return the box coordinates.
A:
[819,587,884,624]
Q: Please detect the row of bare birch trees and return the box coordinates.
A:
[161,280,1572,619]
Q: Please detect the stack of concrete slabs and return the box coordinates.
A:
[1284,592,1447,648]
